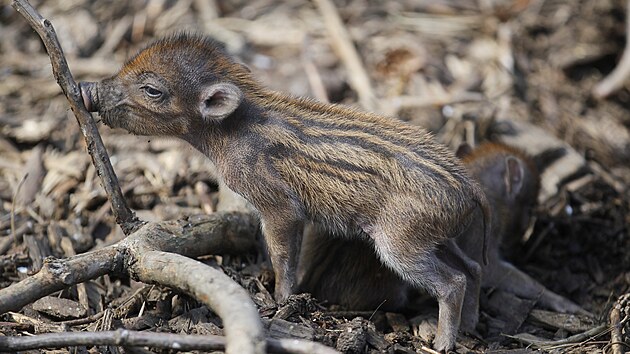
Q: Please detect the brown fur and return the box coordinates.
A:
[80,33,491,351]
[299,142,587,330]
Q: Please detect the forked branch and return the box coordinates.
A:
[11,0,141,234]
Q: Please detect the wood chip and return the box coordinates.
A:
[336,317,367,354]
[266,317,315,340]
[32,296,87,319]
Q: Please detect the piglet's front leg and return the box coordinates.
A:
[261,214,304,303]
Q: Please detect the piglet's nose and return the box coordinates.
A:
[79,81,98,112]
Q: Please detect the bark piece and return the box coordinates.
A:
[528,309,596,333]
[267,318,316,340]
[336,317,368,354]
[168,307,210,333]
[32,296,86,319]
[365,325,389,352]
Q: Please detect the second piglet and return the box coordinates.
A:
[456,143,586,315]
[299,142,587,328]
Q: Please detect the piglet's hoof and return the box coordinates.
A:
[274,293,317,320]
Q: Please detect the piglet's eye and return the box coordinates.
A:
[142,85,163,99]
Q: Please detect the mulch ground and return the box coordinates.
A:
[1,0,629,353]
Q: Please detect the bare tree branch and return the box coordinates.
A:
[11,0,141,234]
[130,250,265,354]
[0,212,258,314]
[0,246,121,313]
[0,212,267,354]
[0,329,339,354]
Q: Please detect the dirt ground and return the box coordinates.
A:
[1,0,629,353]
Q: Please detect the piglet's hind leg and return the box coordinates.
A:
[373,237,466,352]
[438,239,482,333]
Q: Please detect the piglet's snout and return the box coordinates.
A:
[79,81,98,112]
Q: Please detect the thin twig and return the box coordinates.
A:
[11,0,141,234]
[387,92,485,109]
[313,0,377,112]
[60,311,105,327]
[0,329,339,354]
[393,12,483,36]
[368,299,387,322]
[504,323,609,349]
[593,0,630,98]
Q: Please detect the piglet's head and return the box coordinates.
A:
[79,33,249,139]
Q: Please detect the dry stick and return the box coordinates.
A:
[387,92,485,110]
[129,250,265,354]
[593,0,630,98]
[313,0,377,112]
[0,213,268,354]
[0,212,272,353]
[0,329,338,354]
[6,312,68,333]
[60,311,105,327]
[0,214,258,310]
[11,0,141,235]
[0,212,257,313]
[504,323,609,349]
[0,246,121,313]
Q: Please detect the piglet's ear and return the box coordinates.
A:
[504,156,524,198]
[199,83,242,122]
